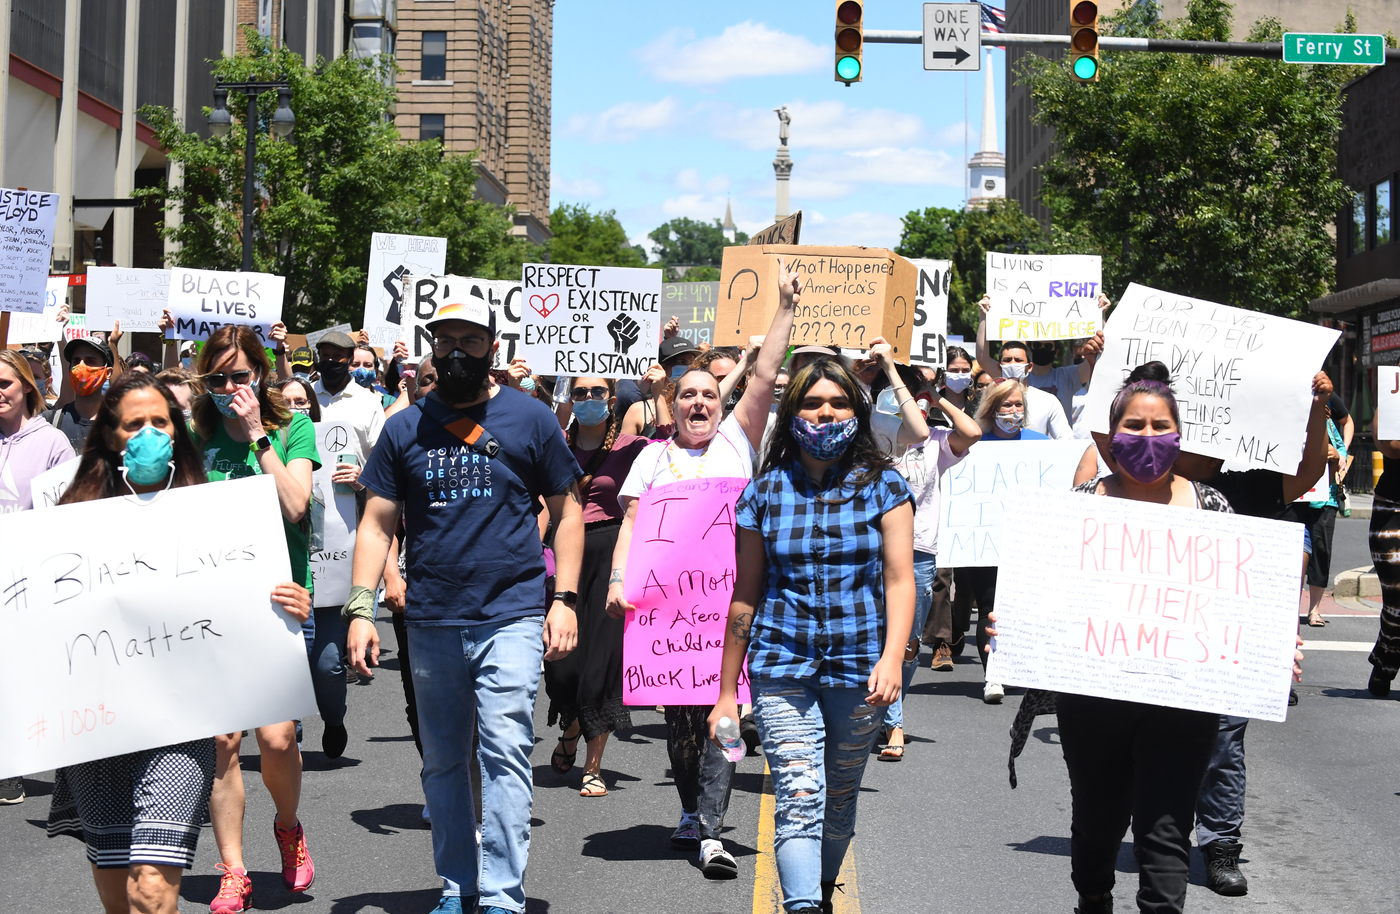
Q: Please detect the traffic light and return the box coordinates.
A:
[835,0,863,85]
[1070,1,1099,82]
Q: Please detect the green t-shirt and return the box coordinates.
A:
[198,413,322,592]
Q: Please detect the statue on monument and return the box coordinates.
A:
[774,105,790,146]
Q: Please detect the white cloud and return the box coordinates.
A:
[639,22,825,85]
[710,100,925,151]
[933,120,973,148]
[551,173,606,199]
[791,147,962,200]
[798,211,906,248]
[675,168,702,193]
[564,97,683,142]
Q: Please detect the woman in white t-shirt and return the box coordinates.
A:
[605,258,800,880]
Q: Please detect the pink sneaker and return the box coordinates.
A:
[273,818,315,892]
[209,863,252,913]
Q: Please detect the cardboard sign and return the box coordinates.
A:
[1083,283,1341,474]
[0,189,59,314]
[28,456,81,511]
[747,211,802,246]
[937,438,1092,567]
[985,252,1102,341]
[309,422,358,607]
[0,475,316,779]
[166,268,285,344]
[717,245,916,358]
[622,478,751,706]
[520,263,662,378]
[84,267,171,332]
[661,282,719,348]
[4,276,68,343]
[360,232,448,351]
[909,258,950,368]
[399,275,524,368]
[985,486,1303,722]
[1378,367,1400,441]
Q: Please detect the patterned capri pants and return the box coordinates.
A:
[1369,494,1400,679]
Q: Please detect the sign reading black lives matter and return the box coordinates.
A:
[165,267,285,344]
[519,264,661,379]
[399,275,524,369]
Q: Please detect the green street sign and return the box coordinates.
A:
[1283,32,1386,66]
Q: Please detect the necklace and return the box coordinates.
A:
[664,438,708,480]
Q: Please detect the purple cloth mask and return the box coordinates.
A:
[1110,431,1181,483]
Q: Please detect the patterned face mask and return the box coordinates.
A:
[995,409,1025,434]
[790,415,858,461]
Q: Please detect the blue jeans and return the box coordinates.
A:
[409,616,545,911]
[306,605,348,728]
[884,550,936,731]
[752,676,883,912]
[1195,715,1248,847]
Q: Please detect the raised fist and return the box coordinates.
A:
[608,313,641,354]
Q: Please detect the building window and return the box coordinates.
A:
[421,114,446,144]
[421,31,447,81]
[1351,190,1368,256]
[1376,179,1392,247]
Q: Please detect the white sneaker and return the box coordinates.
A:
[983,681,1004,704]
[699,838,738,879]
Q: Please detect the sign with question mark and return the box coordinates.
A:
[909,258,950,369]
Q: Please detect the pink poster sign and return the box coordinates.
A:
[623,477,752,706]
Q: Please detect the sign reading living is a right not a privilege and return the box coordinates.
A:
[1083,283,1341,475]
[165,268,285,344]
[985,252,1102,341]
[519,264,661,379]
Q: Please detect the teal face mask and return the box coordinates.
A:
[122,426,174,486]
[209,390,239,418]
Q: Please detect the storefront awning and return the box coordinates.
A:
[1310,279,1400,314]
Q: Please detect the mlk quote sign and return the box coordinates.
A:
[520,264,661,378]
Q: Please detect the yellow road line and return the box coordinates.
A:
[751,760,861,914]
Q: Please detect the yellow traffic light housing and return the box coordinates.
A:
[835,0,863,84]
[1070,1,1099,82]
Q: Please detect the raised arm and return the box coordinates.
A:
[719,343,752,405]
[1282,372,1336,502]
[976,294,1003,381]
[732,258,799,450]
[939,394,982,454]
[870,337,929,446]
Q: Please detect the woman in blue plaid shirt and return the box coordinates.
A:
[709,358,916,914]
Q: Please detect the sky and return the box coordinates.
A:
[549,1,1007,254]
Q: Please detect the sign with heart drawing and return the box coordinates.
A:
[519,263,663,378]
[529,292,560,319]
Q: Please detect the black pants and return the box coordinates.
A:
[1370,495,1400,677]
[1284,502,1337,588]
[390,610,422,758]
[962,566,998,668]
[664,705,735,841]
[1058,694,1219,913]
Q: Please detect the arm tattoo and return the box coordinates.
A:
[731,612,753,643]
[609,568,624,586]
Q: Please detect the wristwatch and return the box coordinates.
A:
[252,434,272,452]
[554,590,579,608]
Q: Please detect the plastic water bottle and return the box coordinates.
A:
[716,716,744,762]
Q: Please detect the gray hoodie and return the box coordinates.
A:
[0,416,76,513]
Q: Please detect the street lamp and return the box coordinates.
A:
[209,78,296,272]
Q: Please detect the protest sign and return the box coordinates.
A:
[622,478,751,706]
[165,267,285,344]
[0,475,316,779]
[1293,468,1330,504]
[520,263,661,378]
[63,312,88,342]
[1082,283,1341,474]
[1378,367,1400,441]
[985,486,1302,722]
[84,267,171,332]
[985,252,1102,341]
[305,323,352,352]
[28,456,81,511]
[661,282,719,347]
[717,245,917,359]
[0,188,59,314]
[399,275,524,368]
[360,232,448,351]
[909,258,950,368]
[309,422,358,607]
[4,276,68,343]
[747,211,801,246]
[937,438,1092,567]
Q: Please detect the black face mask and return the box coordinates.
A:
[433,350,492,403]
[1030,346,1056,367]
[318,360,350,389]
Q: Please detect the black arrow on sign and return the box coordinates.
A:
[930,47,972,65]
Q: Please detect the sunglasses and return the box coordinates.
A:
[571,386,609,401]
[203,370,258,389]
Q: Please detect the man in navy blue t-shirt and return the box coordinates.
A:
[343,297,584,914]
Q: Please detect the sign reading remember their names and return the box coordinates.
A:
[0,475,316,779]
[309,422,358,608]
[1377,367,1400,441]
[4,276,69,343]
[0,189,59,314]
[399,275,524,369]
[985,252,1102,341]
[937,438,1092,567]
[84,267,171,332]
[1083,283,1341,474]
[166,267,285,345]
[922,3,981,71]
[520,264,661,379]
[985,486,1303,722]
[360,232,448,351]
[909,258,950,368]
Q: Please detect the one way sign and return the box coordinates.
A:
[923,2,981,71]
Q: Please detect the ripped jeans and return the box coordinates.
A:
[752,676,883,912]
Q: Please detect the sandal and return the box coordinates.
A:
[879,727,905,761]
[1307,610,1327,627]
[579,772,608,797]
[551,731,580,775]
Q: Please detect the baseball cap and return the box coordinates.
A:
[425,297,496,336]
[63,335,114,367]
[290,346,314,367]
[659,337,700,362]
[315,330,357,352]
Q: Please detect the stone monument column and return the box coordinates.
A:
[773,105,793,222]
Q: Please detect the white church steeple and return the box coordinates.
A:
[967,50,1006,210]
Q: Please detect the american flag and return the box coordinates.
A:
[979,2,1007,33]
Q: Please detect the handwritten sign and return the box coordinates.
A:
[909,258,950,368]
[309,423,358,606]
[0,188,59,313]
[84,267,171,332]
[0,475,317,779]
[622,478,751,706]
[1082,284,1340,474]
[165,267,285,344]
[985,486,1302,722]
[520,264,661,379]
[4,276,68,343]
[1378,367,1400,441]
[399,274,523,369]
[360,232,448,351]
[661,282,719,347]
[747,211,801,246]
[937,439,1091,567]
[28,456,81,511]
[985,252,1102,341]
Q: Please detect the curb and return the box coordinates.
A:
[1334,564,1380,599]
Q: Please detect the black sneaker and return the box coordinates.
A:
[1074,893,1112,914]
[322,723,349,759]
[0,777,24,805]
[740,713,760,756]
[1369,668,1392,698]
[1203,841,1248,896]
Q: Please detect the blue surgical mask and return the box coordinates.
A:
[121,426,174,486]
[181,357,193,370]
[875,387,903,416]
[519,375,536,392]
[351,366,377,388]
[573,398,610,427]
[209,390,239,418]
[670,365,687,379]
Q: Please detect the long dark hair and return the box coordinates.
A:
[273,377,322,422]
[1109,379,1180,433]
[60,372,208,504]
[565,377,620,493]
[191,325,290,441]
[761,359,892,502]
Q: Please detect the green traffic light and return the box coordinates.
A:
[836,55,861,81]
[1073,55,1098,80]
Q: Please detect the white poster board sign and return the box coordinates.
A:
[1377,367,1400,441]
[84,267,171,332]
[520,264,662,378]
[1083,284,1340,474]
[305,323,353,353]
[0,475,316,779]
[909,258,950,368]
[0,189,59,313]
[166,268,285,344]
[985,252,1102,341]
[1294,469,1330,504]
[985,486,1303,722]
[309,422,358,607]
[360,232,447,351]
[399,275,524,369]
[937,438,1091,567]
[4,276,69,343]
[28,456,81,510]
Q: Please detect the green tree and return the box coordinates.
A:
[1018,0,1358,317]
[647,216,748,281]
[140,31,535,331]
[547,203,652,268]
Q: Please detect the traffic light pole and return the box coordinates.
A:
[864,29,1400,61]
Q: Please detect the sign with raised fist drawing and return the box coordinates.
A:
[519,263,662,378]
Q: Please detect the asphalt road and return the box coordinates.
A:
[3,608,1396,914]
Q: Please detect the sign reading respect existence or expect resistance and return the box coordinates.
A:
[622,478,751,706]
[360,232,448,351]
[165,267,286,344]
[399,275,524,369]
[985,487,1303,722]
[0,475,317,779]
[908,258,950,369]
[985,252,1102,341]
[84,267,171,333]
[0,188,59,314]
[1082,283,1341,475]
[520,263,662,378]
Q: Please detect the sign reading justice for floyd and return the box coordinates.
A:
[519,264,661,378]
